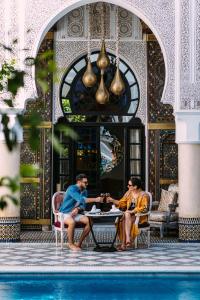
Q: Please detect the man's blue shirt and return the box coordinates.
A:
[59,184,87,213]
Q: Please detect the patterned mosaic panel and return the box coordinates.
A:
[149,130,178,202]
[90,3,110,39]
[25,38,53,122]
[160,131,178,179]
[147,41,174,122]
[148,41,177,202]
[0,217,20,242]
[148,130,157,201]
[67,7,84,38]
[20,36,53,225]
[179,217,200,241]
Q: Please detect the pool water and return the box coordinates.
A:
[0,274,200,300]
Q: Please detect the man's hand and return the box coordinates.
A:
[95,196,103,203]
[71,207,79,217]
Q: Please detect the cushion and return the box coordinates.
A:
[168,183,179,193]
[168,184,179,213]
[54,193,64,211]
[150,211,178,222]
[158,189,177,212]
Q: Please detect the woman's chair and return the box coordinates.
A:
[134,191,152,248]
[52,191,89,249]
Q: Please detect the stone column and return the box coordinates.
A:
[0,113,23,242]
[176,112,200,241]
[175,0,200,241]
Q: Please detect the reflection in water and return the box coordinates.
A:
[100,126,123,175]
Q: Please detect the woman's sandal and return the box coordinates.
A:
[117,244,126,251]
[126,242,133,249]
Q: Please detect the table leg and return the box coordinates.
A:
[89,216,122,252]
[88,217,102,251]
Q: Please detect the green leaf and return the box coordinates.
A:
[20,164,40,177]
[56,124,78,140]
[3,99,14,107]
[0,176,20,193]
[7,70,25,96]
[50,133,65,154]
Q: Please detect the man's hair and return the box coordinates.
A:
[76,173,87,182]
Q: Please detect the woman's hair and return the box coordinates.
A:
[130,177,142,189]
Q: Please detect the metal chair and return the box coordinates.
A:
[134,191,152,248]
[52,191,89,249]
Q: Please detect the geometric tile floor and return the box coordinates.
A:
[0,227,199,273]
[0,243,200,273]
[20,227,178,244]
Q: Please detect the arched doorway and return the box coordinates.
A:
[20,2,177,229]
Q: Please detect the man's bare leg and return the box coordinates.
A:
[75,216,90,248]
[64,217,80,251]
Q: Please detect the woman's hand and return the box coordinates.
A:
[106,196,114,203]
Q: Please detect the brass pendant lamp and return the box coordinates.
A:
[110,6,125,96]
[97,40,110,70]
[95,3,110,104]
[82,4,97,88]
[96,70,109,104]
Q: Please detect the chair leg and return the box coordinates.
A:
[147,230,150,248]
[160,224,164,239]
[55,230,58,247]
[134,236,138,249]
[61,231,63,249]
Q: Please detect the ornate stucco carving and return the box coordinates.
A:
[179,0,200,110]
[8,0,174,110]
[53,40,147,124]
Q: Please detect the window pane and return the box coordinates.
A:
[131,85,139,99]
[90,53,98,62]
[60,175,70,191]
[65,69,76,83]
[130,160,141,175]
[130,145,141,159]
[130,129,141,143]
[61,83,70,97]
[62,98,72,113]
[125,70,136,85]
[60,146,69,158]
[119,61,128,73]
[60,160,69,174]
[74,59,86,71]
[128,100,138,114]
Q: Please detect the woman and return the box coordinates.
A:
[107,177,149,251]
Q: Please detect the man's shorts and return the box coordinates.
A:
[59,213,83,223]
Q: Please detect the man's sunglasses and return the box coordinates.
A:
[128,184,132,187]
[82,181,88,184]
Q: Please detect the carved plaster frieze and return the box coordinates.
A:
[14,0,174,110]
[53,40,147,124]
[179,0,200,110]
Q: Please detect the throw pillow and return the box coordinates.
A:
[168,184,179,213]
[158,189,177,212]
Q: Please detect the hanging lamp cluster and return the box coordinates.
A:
[82,3,125,104]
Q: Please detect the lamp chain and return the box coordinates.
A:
[116,6,119,66]
[87,4,91,59]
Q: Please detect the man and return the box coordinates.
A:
[59,173,102,251]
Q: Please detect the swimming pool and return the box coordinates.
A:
[0,273,200,300]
